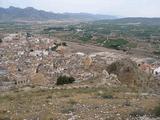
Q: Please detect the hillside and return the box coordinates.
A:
[97,17,160,26]
[0,6,117,22]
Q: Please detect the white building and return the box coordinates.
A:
[154,67,160,75]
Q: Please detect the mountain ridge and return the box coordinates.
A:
[0,6,117,21]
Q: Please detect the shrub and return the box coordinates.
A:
[129,109,146,117]
[97,91,113,99]
[46,95,52,99]
[153,104,160,117]
[102,94,113,99]
[56,75,75,85]
[103,39,128,49]
[51,46,58,51]
[61,107,75,114]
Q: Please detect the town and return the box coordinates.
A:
[0,30,160,119]
[0,4,160,120]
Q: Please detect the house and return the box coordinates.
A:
[14,75,30,87]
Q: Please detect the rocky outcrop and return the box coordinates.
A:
[100,70,121,87]
[107,58,153,88]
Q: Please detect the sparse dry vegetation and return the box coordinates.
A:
[0,87,159,120]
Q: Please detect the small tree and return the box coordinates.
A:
[56,75,75,85]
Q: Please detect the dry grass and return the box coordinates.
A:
[0,87,159,120]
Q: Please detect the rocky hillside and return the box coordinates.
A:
[107,58,157,91]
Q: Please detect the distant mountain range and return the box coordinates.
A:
[0,6,117,22]
[97,17,160,26]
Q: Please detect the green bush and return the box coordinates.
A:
[103,39,128,49]
[79,32,92,42]
[153,104,160,117]
[56,75,75,85]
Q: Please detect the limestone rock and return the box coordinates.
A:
[107,58,152,88]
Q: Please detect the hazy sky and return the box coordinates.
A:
[0,0,159,17]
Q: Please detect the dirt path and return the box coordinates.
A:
[67,41,125,54]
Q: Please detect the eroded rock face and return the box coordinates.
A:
[100,70,120,86]
[107,58,152,88]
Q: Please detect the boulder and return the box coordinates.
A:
[101,70,120,86]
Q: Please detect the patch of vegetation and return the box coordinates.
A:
[153,51,160,55]
[97,90,114,99]
[61,106,75,114]
[101,94,113,99]
[51,46,58,51]
[44,27,65,32]
[68,25,76,31]
[103,39,128,50]
[100,92,113,99]
[79,32,92,42]
[129,109,146,117]
[0,95,15,102]
[68,99,78,105]
[153,104,160,117]
[96,39,105,44]
[46,95,52,99]
[126,43,137,48]
[56,75,75,85]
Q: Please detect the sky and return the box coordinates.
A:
[0,0,159,17]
